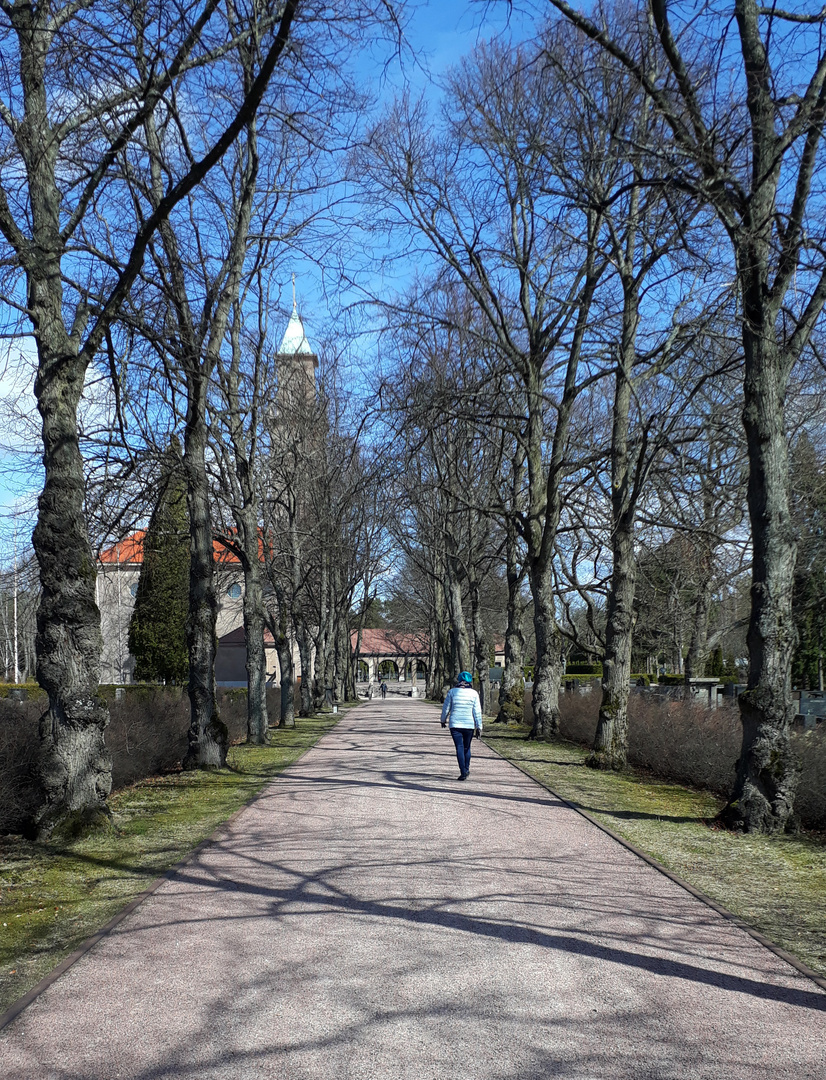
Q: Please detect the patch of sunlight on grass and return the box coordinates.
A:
[0,712,341,1015]
[484,724,826,981]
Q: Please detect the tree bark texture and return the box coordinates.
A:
[241,528,270,744]
[427,576,448,699]
[18,8,113,834]
[221,303,269,743]
[277,634,296,728]
[33,350,112,835]
[497,522,526,724]
[588,518,635,770]
[296,619,314,717]
[722,326,799,831]
[530,572,563,738]
[270,588,295,728]
[445,561,470,678]
[312,550,330,711]
[589,310,638,770]
[183,402,228,768]
[470,580,490,715]
[684,533,714,689]
[339,617,354,699]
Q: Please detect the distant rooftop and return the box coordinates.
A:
[99,531,248,566]
[278,304,315,356]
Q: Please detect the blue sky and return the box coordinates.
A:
[285,1,541,380]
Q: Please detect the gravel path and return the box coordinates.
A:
[2,697,824,1079]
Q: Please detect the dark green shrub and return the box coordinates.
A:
[128,447,189,685]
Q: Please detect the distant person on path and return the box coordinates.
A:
[441,671,482,781]
[380,680,387,700]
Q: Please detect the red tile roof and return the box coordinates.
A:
[99,531,242,565]
[351,628,429,656]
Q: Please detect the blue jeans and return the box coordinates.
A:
[450,727,474,776]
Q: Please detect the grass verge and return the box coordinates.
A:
[0,711,344,1015]
[484,724,826,981]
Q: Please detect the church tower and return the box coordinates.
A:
[275,281,318,406]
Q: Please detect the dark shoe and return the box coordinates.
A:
[456,773,466,781]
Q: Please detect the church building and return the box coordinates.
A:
[96,300,317,686]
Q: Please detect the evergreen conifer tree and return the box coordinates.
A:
[128,442,190,683]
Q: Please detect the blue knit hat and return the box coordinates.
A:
[457,671,473,684]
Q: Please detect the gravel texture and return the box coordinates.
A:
[2,697,824,1079]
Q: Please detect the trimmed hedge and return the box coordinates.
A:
[527,689,826,830]
[0,683,46,701]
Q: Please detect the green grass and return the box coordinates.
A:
[0,712,342,1015]
[484,724,826,981]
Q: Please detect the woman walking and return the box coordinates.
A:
[441,671,483,781]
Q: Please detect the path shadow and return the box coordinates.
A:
[573,804,712,826]
[137,858,826,1013]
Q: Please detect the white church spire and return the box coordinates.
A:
[278,275,314,355]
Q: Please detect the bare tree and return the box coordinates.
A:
[547,0,826,829]
[0,0,307,834]
[360,39,615,736]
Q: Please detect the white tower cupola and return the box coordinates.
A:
[276,275,318,402]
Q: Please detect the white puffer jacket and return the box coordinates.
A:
[441,686,482,731]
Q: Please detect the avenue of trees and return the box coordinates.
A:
[0,0,825,838]
[0,0,403,835]
[360,1,826,834]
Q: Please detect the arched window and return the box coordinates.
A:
[226,583,242,599]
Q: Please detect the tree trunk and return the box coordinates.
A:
[684,473,717,697]
[296,617,314,716]
[721,325,799,832]
[17,10,112,837]
[445,561,470,677]
[427,576,447,700]
[241,540,269,744]
[222,303,269,744]
[589,332,637,770]
[684,578,711,685]
[269,594,295,728]
[312,549,330,711]
[529,567,562,738]
[588,517,635,770]
[33,346,112,836]
[183,400,228,768]
[497,523,526,724]
[334,611,351,701]
[525,361,562,739]
[276,633,295,728]
[470,579,490,715]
